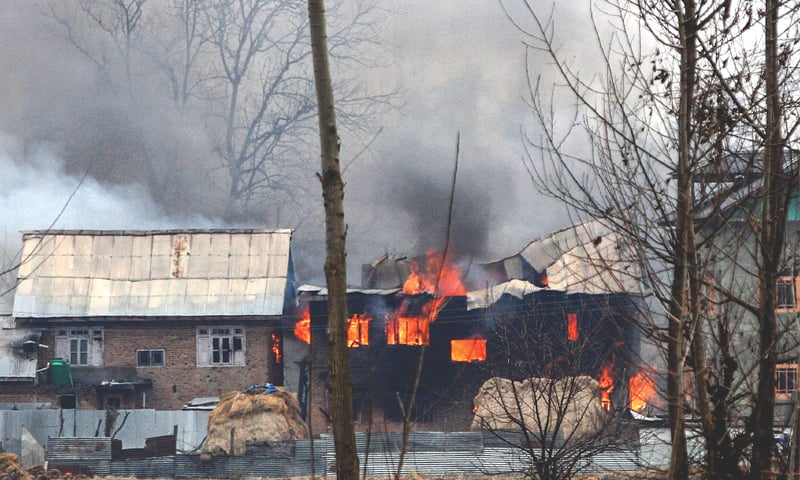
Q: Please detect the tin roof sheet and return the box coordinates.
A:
[13,229,293,318]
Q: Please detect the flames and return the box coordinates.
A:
[403,249,467,297]
[629,370,657,412]
[598,363,614,411]
[295,250,468,348]
[451,338,486,362]
[347,313,371,347]
[388,250,466,346]
[294,307,311,344]
[567,313,578,341]
[271,333,282,363]
[293,306,372,348]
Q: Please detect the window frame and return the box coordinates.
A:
[196,326,246,367]
[776,276,799,312]
[776,361,798,398]
[136,349,166,367]
[55,328,103,367]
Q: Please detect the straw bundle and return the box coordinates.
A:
[205,390,309,456]
[471,376,606,439]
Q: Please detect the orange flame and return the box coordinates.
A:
[347,313,371,347]
[598,363,614,411]
[402,249,466,297]
[271,333,282,363]
[387,315,430,345]
[567,313,578,341]
[629,370,657,412]
[294,307,311,344]
[451,338,487,362]
[388,250,466,346]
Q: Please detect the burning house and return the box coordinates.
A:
[288,220,653,434]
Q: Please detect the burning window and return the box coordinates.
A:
[450,338,486,362]
[629,370,657,412]
[271,333,282,364]
[347,313,371,347]
[598,363,614,411]
[386,249,467,347]
[567,313,578,341]
[387,316,430,346]
[776,361,798,398]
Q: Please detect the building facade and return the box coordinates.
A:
[0,229,295,410]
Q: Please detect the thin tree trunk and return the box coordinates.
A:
[308,1,359,479]
[750,0,786,477]
[665,1,698,478]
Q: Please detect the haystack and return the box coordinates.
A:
[205,389,309,456]
[0,453,34,480]
[471,376,606,439]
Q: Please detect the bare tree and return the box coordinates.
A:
[501,0,800,478]
[472,295,630,480]
[43,0,394,225]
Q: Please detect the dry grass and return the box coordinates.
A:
[205,390,309,456]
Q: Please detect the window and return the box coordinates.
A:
[197,327,245,366]
[54,328,103,366]
[58,394,78,409]
[777,276,798,311]
[137,349,165,367]
[777,362,798,398]
[450,338,487,362]
[567,313,579,341]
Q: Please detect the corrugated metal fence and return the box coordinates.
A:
[2,410,652,477]
[41,432,645,478]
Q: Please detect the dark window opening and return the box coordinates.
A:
[58,394,78,409]
[137,349,165,367]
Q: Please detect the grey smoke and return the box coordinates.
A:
[0,1,573,285]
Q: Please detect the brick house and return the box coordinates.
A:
[0,229,295,410]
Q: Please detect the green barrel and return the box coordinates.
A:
[48,358,73,386]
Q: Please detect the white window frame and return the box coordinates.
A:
[197,326,245,367]
[776,361,798,398]
[136,349,165,367]
[54,328,104,367]
[777,276,798,311]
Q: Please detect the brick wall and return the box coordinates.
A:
[2,318,281,410]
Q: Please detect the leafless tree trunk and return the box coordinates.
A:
[308,1,358,479]
[749,0,789,476]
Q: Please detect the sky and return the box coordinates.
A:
[0,0,574,285]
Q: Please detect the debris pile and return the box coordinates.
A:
[204,384,309,456]
[0,453,32,480]
[0,454,78,480]
[471,376,606,439]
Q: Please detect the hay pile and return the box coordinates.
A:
[205,389,309,456]
[471,376,606,439]
[0,453,33,480]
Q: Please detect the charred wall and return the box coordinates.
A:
[297,289,641,433]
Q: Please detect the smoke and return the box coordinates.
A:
[0,135,214,257]
[0,1,576,285]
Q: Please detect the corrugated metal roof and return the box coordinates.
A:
[13,229,293,318]
[485,220,644,295]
